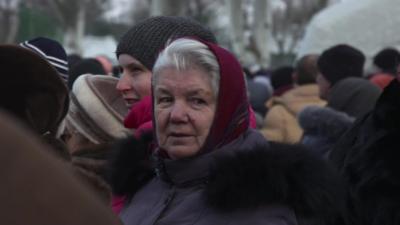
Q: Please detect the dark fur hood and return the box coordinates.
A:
[108,135,345,223]
[206,143,346,224]
[106,134,155,198]
[298,105,355,140]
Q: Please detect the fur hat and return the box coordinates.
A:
[20,37,69,83]
[317,44,365,85]
[116,16,217,70]
[373,48,400,74]
[0,45,69,135]
[67,74,131,144]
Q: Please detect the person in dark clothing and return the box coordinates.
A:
[373,47,400,76]
[270,66,294,96]
[327,77,382,119]
[316,44,365,100]
[369,47,400,89]
[298,106,354,157]
[329,79,400,225]
[0,110,121,225]
[108,38,345,225]
[68,58,107,89]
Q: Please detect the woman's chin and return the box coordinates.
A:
[164,145,200,160]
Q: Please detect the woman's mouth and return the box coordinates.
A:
[124,98,140,108]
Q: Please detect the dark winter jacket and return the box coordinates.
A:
[0,111,121,225]
[110,129,345,225]
[330,80,400,225]
[298,106,355,157]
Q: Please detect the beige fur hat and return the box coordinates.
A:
[67,74,131,144]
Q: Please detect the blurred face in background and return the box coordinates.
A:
[62,122,96,154]
[154,67,217,159]
[316,73,331,100]
[116,54,152,109]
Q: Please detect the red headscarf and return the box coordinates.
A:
[152,39,250,155]
[200,40,250,153]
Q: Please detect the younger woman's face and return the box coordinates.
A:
[116,54,152,109]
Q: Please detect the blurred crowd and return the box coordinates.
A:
[1,15,400,225]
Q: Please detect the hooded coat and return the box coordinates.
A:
[108,39,345,225]
[261,84,326,143]
[329,80,400,225]
[327,77,382,119]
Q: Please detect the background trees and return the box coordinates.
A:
[0,0,334,67]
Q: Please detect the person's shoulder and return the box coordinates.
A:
[205,143,346,224]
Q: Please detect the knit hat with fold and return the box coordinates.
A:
[67,74,131,144]
[116,16,217,70]
[317,44,365,86]
[20,37,69,83]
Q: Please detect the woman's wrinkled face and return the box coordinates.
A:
[154,68,217,159]
[116,54,152,109]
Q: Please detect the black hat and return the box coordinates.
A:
[373,48,400,74]
[116,16,217,70]
[270,66,294,89]
[20,37,69,83]
[317,44,365,85]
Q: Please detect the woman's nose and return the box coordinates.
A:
[170,102,189,123]
[116,73,132,91]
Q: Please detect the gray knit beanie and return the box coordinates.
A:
[116,16,217,70]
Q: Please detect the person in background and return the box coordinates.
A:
[269,66,294,97]
[298,105,355,157]
[110,37,345,225]
[316,44,365,100]
[0,44,69,159]
[245,68,271,120]
[67,53,83,69]
[326,77,381,119]
[299,78,381,157]
[261,55,325,143]
[369,47,400,89]
[20,36,69,84]
[96,55,114,75]
[68,58,107,89]
[63,74,131,204]
[329,79,400,225]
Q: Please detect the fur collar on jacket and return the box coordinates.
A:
[298,105,355,140]
[108,134,345,224]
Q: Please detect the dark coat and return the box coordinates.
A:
[0,111,120,225]
[330,80,400,225]
[109,129,345,225]
[298,106,354,157]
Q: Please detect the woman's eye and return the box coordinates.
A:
[191,98,206,105]
[128,66,143,73]
[158,97,173,104]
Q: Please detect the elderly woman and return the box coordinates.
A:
[111,38,345,225]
